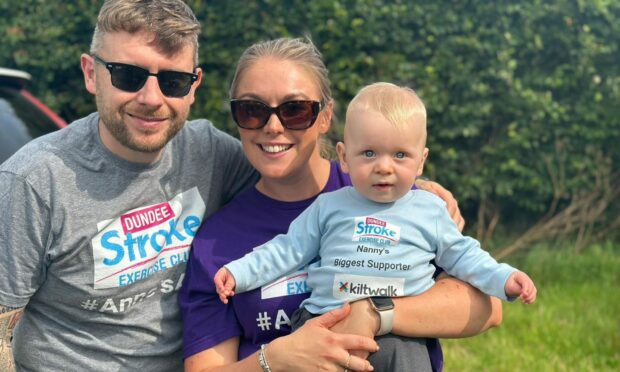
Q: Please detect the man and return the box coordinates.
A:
[0,1,257,370]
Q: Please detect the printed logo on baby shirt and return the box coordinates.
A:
[352,217,401,246]
[333,273,405,300]
[91,187,206,289]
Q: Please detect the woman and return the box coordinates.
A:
[179,38,501,372]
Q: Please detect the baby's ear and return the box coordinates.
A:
[336,142,350,173]
[417,148,429,176]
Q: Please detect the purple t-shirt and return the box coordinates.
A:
[179,161,443,371]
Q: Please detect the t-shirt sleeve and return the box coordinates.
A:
[212,128,259,204]
[225,199,323,292]
[432,201,516,300]
[0,172,49,307]
[178,231,243,358]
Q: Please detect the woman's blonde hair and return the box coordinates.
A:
[229,37,332,106]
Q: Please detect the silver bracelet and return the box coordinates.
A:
[258,343,272,372]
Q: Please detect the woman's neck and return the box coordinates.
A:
[256,158,332,202]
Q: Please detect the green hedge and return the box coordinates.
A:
[2,0,618,241]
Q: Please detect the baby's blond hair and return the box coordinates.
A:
[346,82,427,144]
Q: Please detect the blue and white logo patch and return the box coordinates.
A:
[352,217,401,246]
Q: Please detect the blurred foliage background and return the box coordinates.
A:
[1,0,618,255]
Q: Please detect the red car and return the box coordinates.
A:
[0,67,67,163]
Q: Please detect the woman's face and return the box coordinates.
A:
[234,57,331,183]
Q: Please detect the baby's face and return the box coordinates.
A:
[338,109,428,203]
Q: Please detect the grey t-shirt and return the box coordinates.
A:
[0,113,258,371]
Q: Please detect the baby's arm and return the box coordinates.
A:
[222,199,324,294]
[505,271,537,304]
[214,267,236,304]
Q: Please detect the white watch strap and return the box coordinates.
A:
[376,306,394,336]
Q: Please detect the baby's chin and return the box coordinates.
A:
[359,188,406,204]
[368,196,400,204]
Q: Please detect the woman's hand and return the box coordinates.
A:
[414,179,464,231]
[268,303,377,371]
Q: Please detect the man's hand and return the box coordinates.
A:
[1,306,23,372]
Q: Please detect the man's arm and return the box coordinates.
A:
[0,305,23,372]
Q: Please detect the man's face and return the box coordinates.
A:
[81,31,201,163]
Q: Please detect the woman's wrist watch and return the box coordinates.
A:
[368,297,394,336]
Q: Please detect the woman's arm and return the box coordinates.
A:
[184,337,249,372]
[392,274,502,338]
[332,275,502,340]
[185,304,378,372]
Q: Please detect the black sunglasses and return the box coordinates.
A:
[230,99,322,130]
[92,54,198,98]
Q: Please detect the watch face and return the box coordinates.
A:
[371,296,394,311]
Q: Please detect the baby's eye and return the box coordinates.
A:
[395,152,407,159]
[363,150,375,158]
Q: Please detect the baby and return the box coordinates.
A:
[215,82,536,371]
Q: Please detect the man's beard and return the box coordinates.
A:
[98,101,186,153]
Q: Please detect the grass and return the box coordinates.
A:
[442,242,620,371]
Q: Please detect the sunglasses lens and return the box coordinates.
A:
[279,101,317,130]
[158,71,195,97]
[109,64,148,92]
[231,101,270,129]
[231,100,320,130]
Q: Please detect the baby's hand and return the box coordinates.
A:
[505,271,537,304]
[214,267,236,304]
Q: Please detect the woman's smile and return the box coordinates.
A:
[259,143,293,153]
